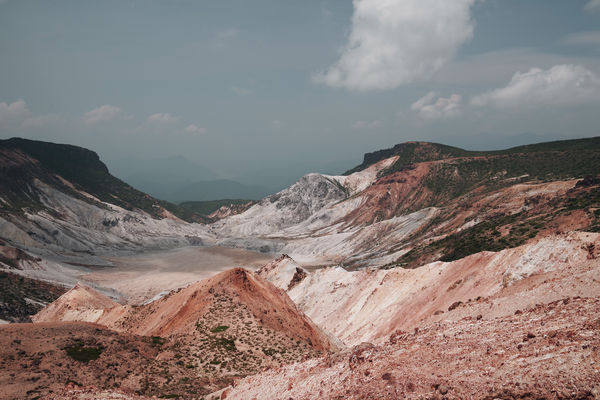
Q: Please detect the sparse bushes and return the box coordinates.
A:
[63,340,104,362]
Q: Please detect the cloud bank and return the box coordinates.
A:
[314,0,476,91]
[147,113,179,124]
[83,105,121,125]
[0,99,29,122]
[185,124,207,135]
[412,64,600,120]
[411,92,462,119]
[471,64,600,109]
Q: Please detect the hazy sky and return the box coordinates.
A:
[1,0,600,180]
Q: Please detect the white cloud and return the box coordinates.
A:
[0,99,62,129]
[584,0,600,12]
[83,104,121,125]
[0,99,30,122]
[411,92,462,119]
[147,112,179,124]
[231,86,251,96]
[471,64,600,109]
[313,0,476,91]
[352,120,382,129]
[184,124,207,135]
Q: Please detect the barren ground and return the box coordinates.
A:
[82,246,275,304]
[225,296,600,400]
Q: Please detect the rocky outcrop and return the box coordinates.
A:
[213,173,348,238]
[259,232,600,346]
[255,254,308,291]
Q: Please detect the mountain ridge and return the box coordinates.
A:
[345,136,600,175]
[0,137,208,223]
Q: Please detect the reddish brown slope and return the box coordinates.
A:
[32,283,122,324]
[34,268,336,352]
[0,322,231,400]
[28,269,339,398]
[341,162,434,226]
[114,268,337,352]
[224,296,600,400]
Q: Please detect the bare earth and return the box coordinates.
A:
[82,246,275,304]
[225,296,600,400]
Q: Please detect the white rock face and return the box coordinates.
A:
[255,254,307,290]
[326,155,398,196]
[260,232,600,346]
[213,173,348,237]
[3,153,411,269]
[2,180,213,255]
[212,156,430,265]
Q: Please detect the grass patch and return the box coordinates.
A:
[213,337,236,351]
[151,336,166,347]
[210,325,229,333]
[64,341,104,362]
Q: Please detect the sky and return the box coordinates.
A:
[1,0,600,191]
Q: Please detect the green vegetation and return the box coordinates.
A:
[395,210,554,268]
[390,176,600,269]
[151,336,166,347]
[64,340,104,362]
[213,337,236,351]
[344,141,473,175]
[419,149,600,202]
[210,325,230,333]
[346,136,600,176]
[345,138,600,223]
[179,199,254,216]
[391,212,535,268]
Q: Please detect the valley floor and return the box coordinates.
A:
[85,246,275,304]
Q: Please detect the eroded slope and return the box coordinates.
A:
[261,232,599,346]
[224,296,600,400]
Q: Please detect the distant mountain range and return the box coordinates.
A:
[107,155,353,203]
